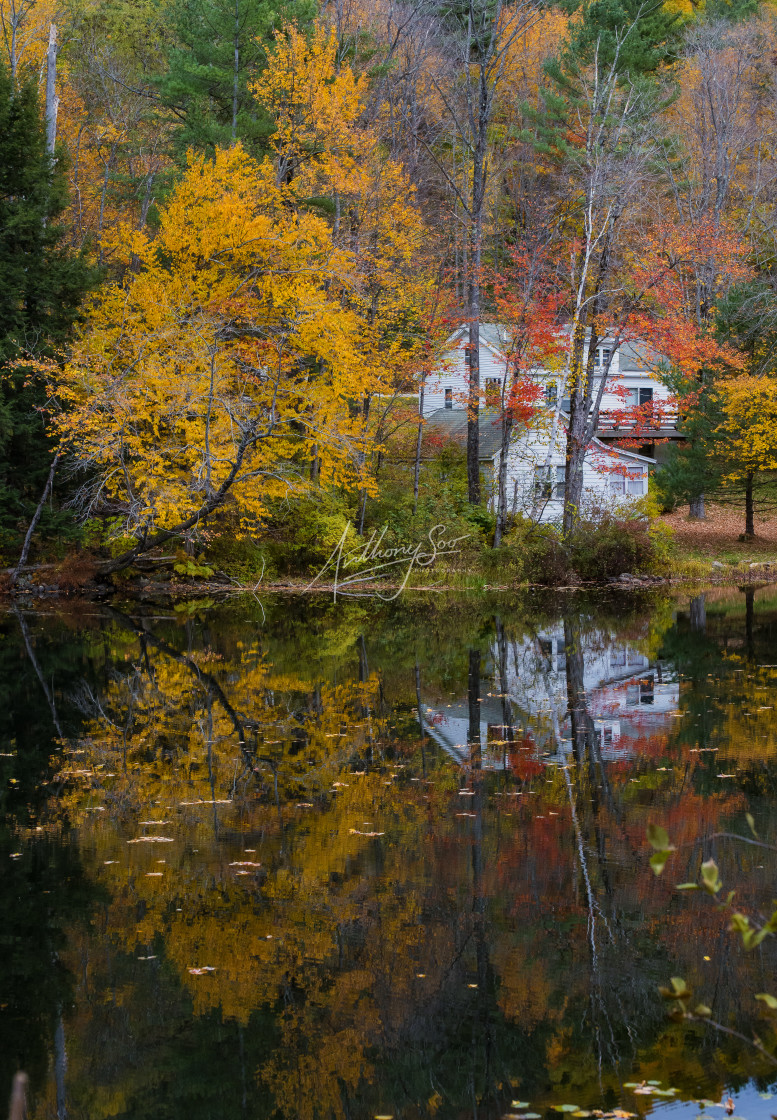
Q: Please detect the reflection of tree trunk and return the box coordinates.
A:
[745,588,754,661]
[55,1012,67,1120]
[414,662,427,778]
[467,646,493,1103]
[8,1073,28,1120]
[15,609,63,738]
[468,649,481,765]
[690,594,707,633]
[495,616,514,768]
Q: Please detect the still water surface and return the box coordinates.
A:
[3,589,777,1120]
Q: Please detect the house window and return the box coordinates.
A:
[535,467,565,501]
[595,347,611,368]
[534,467,552,501]
[561,395,571,413]
[545,382,558,406]
[444,387,453,409]
[627,477,644,496]
[610,475,625,495]
[626,387,653,407]
[485,377,501,406]
[554,466,565,500]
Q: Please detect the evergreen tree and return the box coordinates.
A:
[0,64,94,550]
[156,0,317,157]
[656,283,777,533]
[556,0,683,78]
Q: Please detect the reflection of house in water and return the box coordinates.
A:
[420,629,680,770]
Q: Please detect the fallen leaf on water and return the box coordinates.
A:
[348,828,385,837]
[456,812,476,818]
[188,966,216,975]
[296,803,313,808]
[137,955,156,960]
[179,799,232,806]
[229,861,262,867]
[127,836,174,844]
[145,872,163,877]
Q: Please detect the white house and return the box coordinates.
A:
[421,406,653,522]
[415,323,681,520]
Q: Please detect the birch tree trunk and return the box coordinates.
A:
[45,24,58,155]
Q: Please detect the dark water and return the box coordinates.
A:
[3,589,777,1120]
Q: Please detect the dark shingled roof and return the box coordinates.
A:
[423,408,505,459]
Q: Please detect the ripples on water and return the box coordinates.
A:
[3,588,777,1120]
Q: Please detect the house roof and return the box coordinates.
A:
[445,322,665,371]
[423,408,655,465]
[423,408,505,458]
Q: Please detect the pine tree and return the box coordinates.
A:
[155,0,316,157]
[0,63,94,549]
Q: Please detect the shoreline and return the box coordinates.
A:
[4,565,777,603]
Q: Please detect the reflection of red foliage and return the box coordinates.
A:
[508,749,544,781]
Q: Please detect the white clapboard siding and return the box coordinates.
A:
[423,328,672,418]
[422,329,509,415]
[484,419,650,524]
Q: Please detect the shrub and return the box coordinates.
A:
[493,518,569,585]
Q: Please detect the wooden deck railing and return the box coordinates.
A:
[596,411,680,435]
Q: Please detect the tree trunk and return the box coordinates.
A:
[232,0,239,143]
[745,471,754,537]
[466,267,481,505]
[494,410,513,547]
[689,494,705,520]
[413,373,425,515]
[45,25,59,155]
[11,449,60,588]
[562,327,590,537]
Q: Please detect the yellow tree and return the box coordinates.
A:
[253,23,436,519]
[57,143,378,574]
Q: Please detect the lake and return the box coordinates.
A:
[3,588,777,1120]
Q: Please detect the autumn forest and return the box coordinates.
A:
[5,0,777,585]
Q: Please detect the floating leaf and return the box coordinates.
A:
[650,850,670,876]
[746,812,758,838]
[647,824,671,850]
[700,859,722,894]
[554,1105,580,1112]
